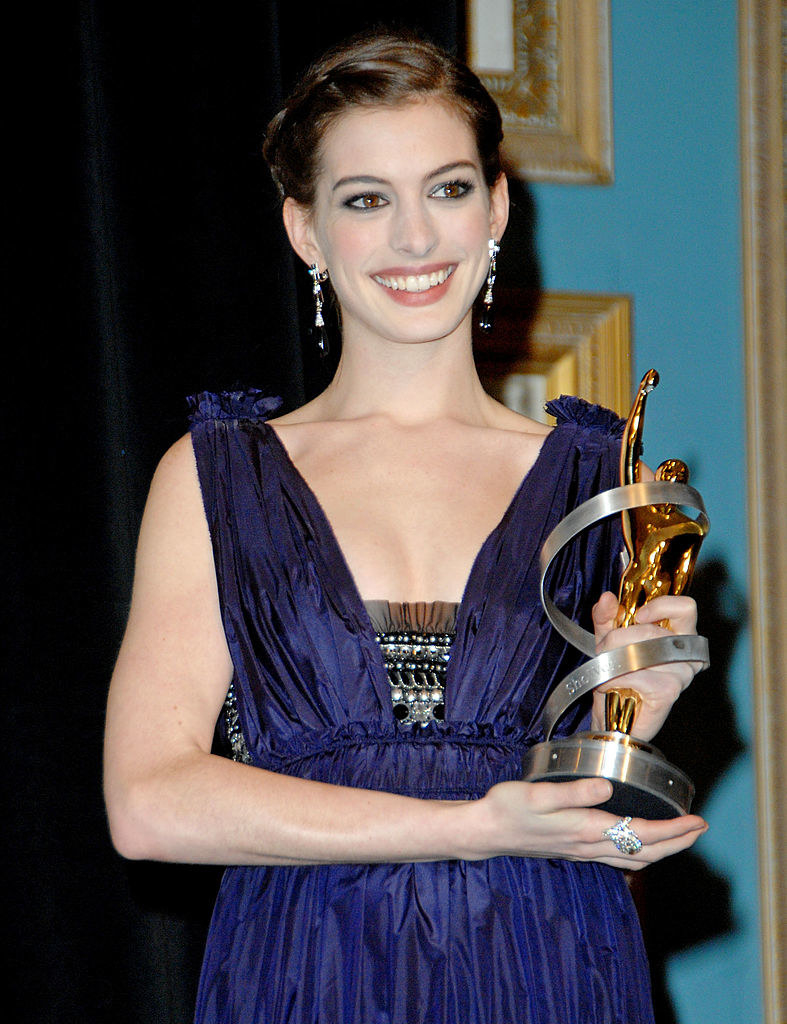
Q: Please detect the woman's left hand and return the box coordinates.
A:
[590,592,703,742]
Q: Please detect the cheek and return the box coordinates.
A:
[319,217,375,271]
[464,205,494,245]
[433,203,494,257]
[446,212,493,282]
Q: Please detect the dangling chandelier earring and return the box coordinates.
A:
[479,239,500,332]
[309,263,330,356]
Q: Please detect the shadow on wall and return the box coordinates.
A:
[496,174,543,299]
[635,557,746,1023]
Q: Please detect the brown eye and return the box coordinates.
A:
[345,192,388,210]
[430,180,473,200]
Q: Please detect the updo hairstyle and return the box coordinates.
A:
[263,33,503,207]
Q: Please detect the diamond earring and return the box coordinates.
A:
[308,263,330,356]
[479,239,500,332]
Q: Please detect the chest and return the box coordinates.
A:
[272,428,546,603]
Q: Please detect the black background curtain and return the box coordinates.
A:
[6,4,462,1021]
[5,3,732,1021]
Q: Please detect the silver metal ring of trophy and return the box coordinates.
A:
[521,478,710,820]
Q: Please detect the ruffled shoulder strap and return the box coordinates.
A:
[187,387,283,426]
[544,395,625,439]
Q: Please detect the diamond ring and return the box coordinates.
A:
[603,816,643,855]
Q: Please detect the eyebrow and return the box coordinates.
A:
[331,161,479,192]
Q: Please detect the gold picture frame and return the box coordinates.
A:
[466,0,613,183]
[475,291,631,421]
[740,1,787,1018]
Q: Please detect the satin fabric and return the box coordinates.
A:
[189,390,654,1024]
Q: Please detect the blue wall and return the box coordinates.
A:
[529,2,761,1021]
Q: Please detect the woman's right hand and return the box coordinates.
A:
[466,777,707,870]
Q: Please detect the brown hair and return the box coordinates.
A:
[263,32,503,206]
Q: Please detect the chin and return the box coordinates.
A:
[339,284,478,347]
[382,315,470,347]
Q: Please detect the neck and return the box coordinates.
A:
[313,317,494,427]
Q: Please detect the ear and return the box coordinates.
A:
[488,173,510,242]
[282,197,325,269]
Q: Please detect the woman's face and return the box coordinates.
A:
[284,98,508,349]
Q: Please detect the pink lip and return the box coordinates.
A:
[370,263,458,307]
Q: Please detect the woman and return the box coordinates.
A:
[104,33,707,1023]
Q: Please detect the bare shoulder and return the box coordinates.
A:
[483,394,552,440]
[266,393,324,427]
[151,432,200,494]
[133,434,211,585]
[144,434,203,521]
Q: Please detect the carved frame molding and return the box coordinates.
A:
[476,292,631,420]
[467,0,613,183]
[740,1,787,1017]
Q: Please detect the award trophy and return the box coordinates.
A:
[522,370,710,819]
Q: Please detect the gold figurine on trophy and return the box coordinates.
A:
[614,368,707,629]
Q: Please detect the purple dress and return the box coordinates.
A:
[188,391,654,1024]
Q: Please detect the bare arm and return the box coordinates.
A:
[104,437,706,870]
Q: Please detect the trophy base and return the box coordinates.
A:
[522,732,694,819]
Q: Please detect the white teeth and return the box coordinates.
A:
[373,266,454,293]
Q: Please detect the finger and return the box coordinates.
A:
[637,662,696,692]
[591,592,620,632]
[524,812,707,868]
[633,596,697,631]
[594,619,700,660]
[590,815,707,868]
[595,828,704,870]
[624,813,707,839]
[620,824,707,869]
[527,777,614,813]
[595,664,692,698]
[594,620,666,656]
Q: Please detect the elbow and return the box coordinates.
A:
[104,776,174,862]
[105,808,151,862]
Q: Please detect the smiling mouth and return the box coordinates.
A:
[372,266,455,293]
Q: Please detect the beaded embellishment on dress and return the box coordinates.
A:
[364,601,458,726]
[223,681,252,763]
[376,629,454,725]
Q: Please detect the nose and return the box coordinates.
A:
[389,198,437,258]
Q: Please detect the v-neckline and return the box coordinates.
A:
[260,420,560,661]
